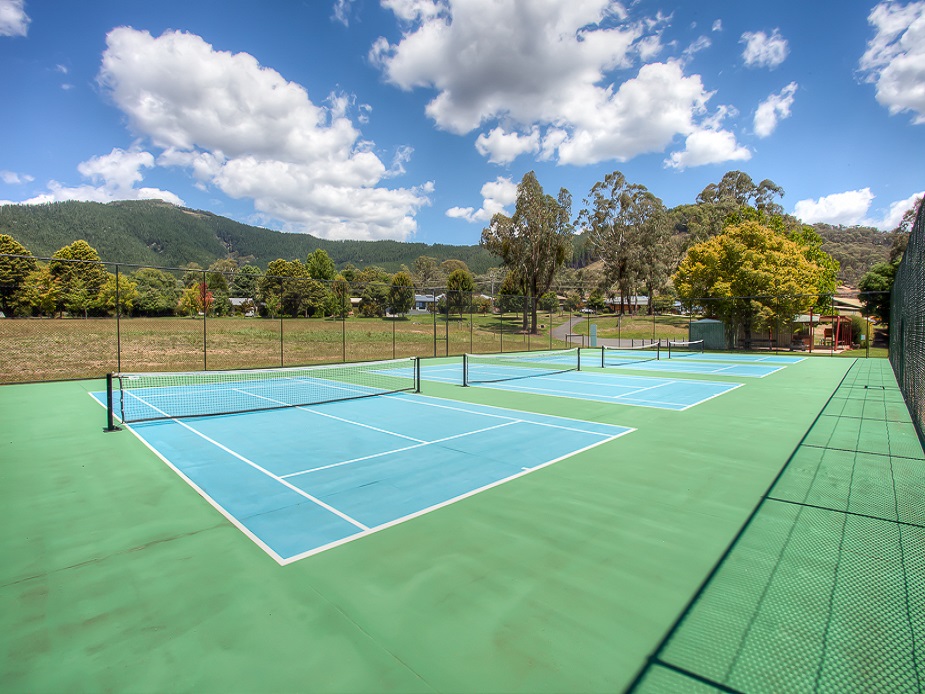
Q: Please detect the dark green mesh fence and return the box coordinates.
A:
[629,358,925,694]
[890,201,925,445]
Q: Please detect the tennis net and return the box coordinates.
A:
[107,357,421,424]
[599,342,660,367]
[463,348,580,386]
[667,339,705,358]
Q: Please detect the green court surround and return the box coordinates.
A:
[4,356,915,692]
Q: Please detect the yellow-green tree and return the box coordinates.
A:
[94,273,138,316]
[674,221,826,346]
[0,234,37,315]
[50,240,108,317]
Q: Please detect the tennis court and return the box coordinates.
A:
[406,352,742,410]
[95,390,632,564]
[3,352,924,693]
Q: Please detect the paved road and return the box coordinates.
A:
[551,314,652,348]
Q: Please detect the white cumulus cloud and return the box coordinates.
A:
[665,128,751,170]
[372,1,748,168]
[740,29,789,69]
[793,189,875,225]
[754,82,798,137]
[875,190,925,229]
[860,1,925,123]
[795,187,925,229]
[16,148,184,206]
[0,0,29,37]
[475,127,540,164]
[97,27,430,240]
[446,175,517,223]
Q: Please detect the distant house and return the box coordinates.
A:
[229,297,258,316]
[605,295,650,314]
[412,294,441,312]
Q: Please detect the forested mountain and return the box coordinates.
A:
[0,200,499,272]
[0,199,899,287]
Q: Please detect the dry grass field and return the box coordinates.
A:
[0,313,569,382]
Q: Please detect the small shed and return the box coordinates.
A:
[690,318,726,350]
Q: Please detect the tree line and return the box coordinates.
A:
[0,235,493,320]
[476,168,914,344]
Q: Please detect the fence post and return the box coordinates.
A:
[470,292,474,354]
[500,306,504,353]
[202,269,207,371]
[115,264,122,374]
[279,276,284,367]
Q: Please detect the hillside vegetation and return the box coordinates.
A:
[0,198,902,287]
[0,200,499,272]
[813,223,899,286]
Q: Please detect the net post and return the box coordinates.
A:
[462,354,469,387]
[414,357,421,393]
[577,346,581,372]
[104,373,120,432]
[657,339,661,360]
[600,345,605,368]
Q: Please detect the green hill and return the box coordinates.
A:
[0,200,499,273]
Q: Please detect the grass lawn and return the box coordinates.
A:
[0,313,572,383]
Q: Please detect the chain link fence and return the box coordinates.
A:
[890,201,924,444]
[0,257,572,383]
[1,254,890,384]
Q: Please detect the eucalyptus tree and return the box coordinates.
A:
[481,171,573,334]
[578,171,670,314]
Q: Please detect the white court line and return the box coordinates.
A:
[233,388,426,443]
[123,390,370,532]
[89,392,287,564]
[388,393,620,437]
[676,382,746,410]
[281,420,520,479]
[474,376,744,411]
[615,381,679,398]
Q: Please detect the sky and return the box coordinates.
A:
[1,0,924,247]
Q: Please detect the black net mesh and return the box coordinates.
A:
[463,347,579,386]
[112,357,419,423]
[891,202,925,445]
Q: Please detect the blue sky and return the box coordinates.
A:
[1,0,924,246]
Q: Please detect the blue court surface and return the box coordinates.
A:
[673,352,806,364]
[414,362,742,410]
[609,358,785,378]
[107,392,633,564]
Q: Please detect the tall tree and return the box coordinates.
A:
[132,267,182,316]
[388,271,415,316]
[481,171,573,333]
[306,248,337,281]
[412,256,445,290]
[50,240,108,316]
[858,262,897,325]
[445,268,475,319]
[258,259,325,318]
[0,234,37,315]
[579,171,670,313]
